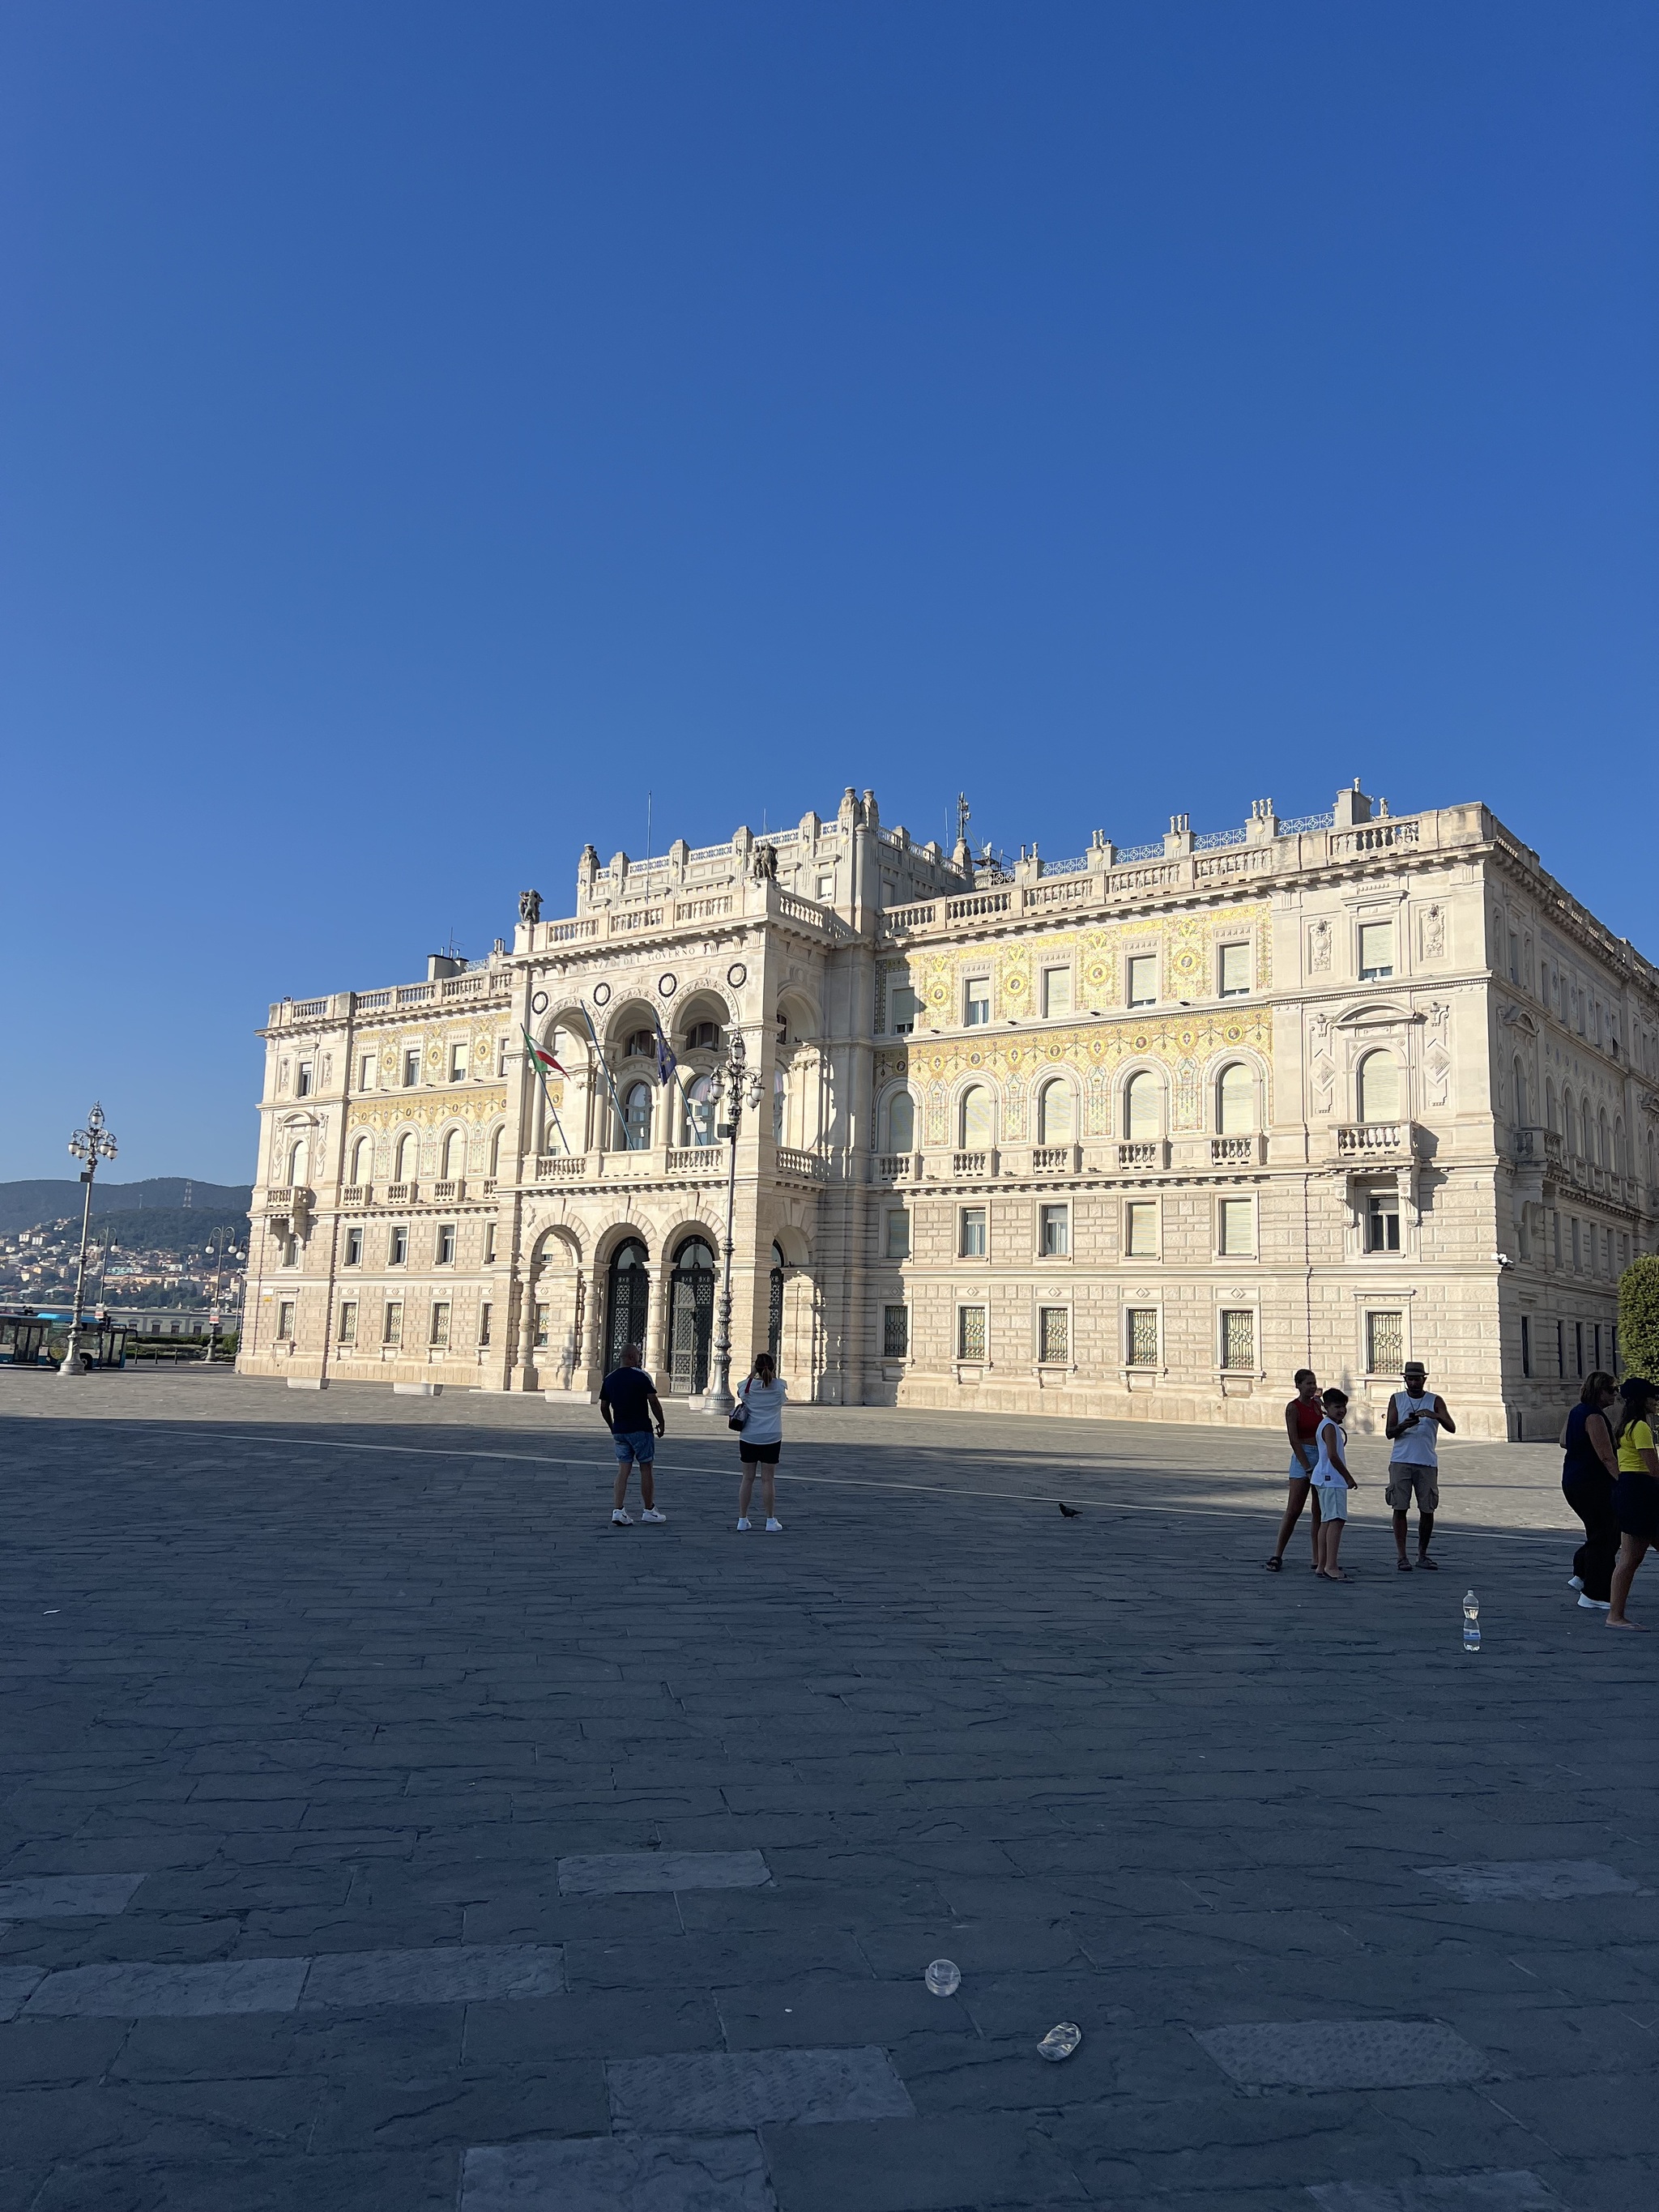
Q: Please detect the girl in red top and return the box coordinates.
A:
[1265,1370,1324,1571]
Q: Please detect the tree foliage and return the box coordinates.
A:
[1618,1255,1659,1381]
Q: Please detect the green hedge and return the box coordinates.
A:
[1618,1255,1659,1381]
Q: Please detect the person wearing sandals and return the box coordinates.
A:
[1265,1369,1324,1572]
[1606,1378,1659,1632]
[1310,1388,1358,1580]
[1385,1360,1455,1571]
[735,1352,788,1532]
[1560,1371,1619,1612]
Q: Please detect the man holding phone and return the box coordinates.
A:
[1385,1359,1455,1571]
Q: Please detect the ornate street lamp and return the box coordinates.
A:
[704,1031,765,1413]
[62,1102,117,1378]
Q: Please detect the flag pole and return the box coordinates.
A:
[520,1026,572,1155]
[580,1003,629,1144]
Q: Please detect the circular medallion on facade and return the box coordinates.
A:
[658,973,677,998]
[531,991,548,1015]
[727,962,748,987]
[592,982,612,1005]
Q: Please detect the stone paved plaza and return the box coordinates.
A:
[2,1370,1656,2212]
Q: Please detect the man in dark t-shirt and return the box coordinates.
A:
[599,1344,667,1526]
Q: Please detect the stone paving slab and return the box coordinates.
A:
[1194,2021,1491,2089]
[607,2045,915,2130]
[1307,2176,1567,2210]
[0,1873,146,1920]
[1414,1858,1643,1902]
[462,2130,778,2210]
[558,1849,772,1894]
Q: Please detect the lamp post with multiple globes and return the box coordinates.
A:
[703,1032,765,1414]
[62,1103,117,1379]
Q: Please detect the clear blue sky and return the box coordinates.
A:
[2,2,1653,1182]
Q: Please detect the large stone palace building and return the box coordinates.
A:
[241,783,1659,1439]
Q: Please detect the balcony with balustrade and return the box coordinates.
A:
[1333,1122,1418,1163]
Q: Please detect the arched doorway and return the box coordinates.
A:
[604,1239,650,1373]
[667,1236,716,1396]
[768,1242,785,1362]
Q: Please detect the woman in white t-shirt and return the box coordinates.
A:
[1311,1387,1359,1582]
[735,1352,789,1532]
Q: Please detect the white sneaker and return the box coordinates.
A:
[766,1518,784,1532]
[736,1518,751,1531]
[1578,1593,1611,1609]
[641,1508,667,1524]
[611,1509,633,1526]
[1568,1575,1584,1591]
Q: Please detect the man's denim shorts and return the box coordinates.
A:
[612,1430,656,1464]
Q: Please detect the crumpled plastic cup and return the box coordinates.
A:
[1037,2022,1082,2061]
[924,1959,962,1997]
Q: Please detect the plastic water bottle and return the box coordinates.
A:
[1462,1591,1480,1652]
[924,1959,961,1997]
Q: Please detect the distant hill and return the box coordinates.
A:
[0,1178,253,1237]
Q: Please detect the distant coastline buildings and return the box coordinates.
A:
[241,783,1657,1439]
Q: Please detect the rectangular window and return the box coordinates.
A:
[964,978,991,1026]
[1508,932,1520,984]
[435,1224,456,1265]
[1220,1308,1254,1370]
[1556,1318,1565,1377]
[1218,944,1251,999]
[1126,1307,1159,1366]
[534,1302,550,1349]
[497,1036,510,1078]
[359,1053,375,1090]
[1358,922,1396,980]
[1218,1198,1255,1256]
[479,1302,492,1347]
[382,1300,403,1347]
[1366,1309,1404,1375]
[883,1304,909,1358]
[1041,967,1073,1018]
[1593,1323,1602,1371]
[281,1234,299,1268]
[403,1048,420,1087]
[1128,954,1158,1008]
[890,986,918,1036]
[1571,1217,1582,1271]
[1575,1319,1584,1377]
[343,1227,363,1268]
[1125,1200,1158,1258]
[886,1209,911,1260]
[1552,1210,1561,1265]
[430,1301,450,1348]
[1520,1313,1532,1377]
[276,1301,296,1342]
[338,1301,357,1345]
[1040,1203,1070,1257]
[1038,1306,1069,1364]
[957,1305,987,1361]
[1366,1192,1401,1252]
[960,1206,987,1258]
[450,1042,468,1082]
[484,1221,497,1265]
[816,872,835,901]
[389,1226,408,1267]
[296,1061,313,1097]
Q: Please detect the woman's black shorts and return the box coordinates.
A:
[1615,1470,1659,1543]
[740,1440,782,1465]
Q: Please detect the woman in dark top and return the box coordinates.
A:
[1559,1371,1618,1609]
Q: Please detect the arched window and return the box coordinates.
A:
[622,1082,652,1151]
[686,1021,721,1052]
[1546,1080,1558,1133]
[773,1068,787,1144]
[886,1089,915,1153]
[352,1135,374,1185]
[1512,1057,1526,1125]
[683,1075,715,1147]
[1356,1051,1400,1124]
[624,1029,656,1061]
[395,1132,418,1183]
[1216,1063,1255,1135]
[288,1137,309,1187]
[441,1127,466,1181]
[1614,1117,1626,1174]
[1598,1109,1610,1168]
[960,1085,993,1148]
[489,1125,505,1178]
[1037,1080,1075,1146]
[1124,1069,1161,1140]
[1563,1091,1578,1155]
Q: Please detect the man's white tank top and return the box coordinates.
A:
[1390,1391,1439,1466]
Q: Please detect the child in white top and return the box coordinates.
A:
[1311,1387,1358,1582]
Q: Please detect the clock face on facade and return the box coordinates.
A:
[727,962,747,987]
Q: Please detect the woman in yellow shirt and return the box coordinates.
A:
[1607,1378,1659,1631]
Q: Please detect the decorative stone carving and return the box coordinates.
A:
[519,889,542,925]
[1422,904,1444,957]
[1308,920,1331,973]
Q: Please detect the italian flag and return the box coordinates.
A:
[522,1027,565,1077]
